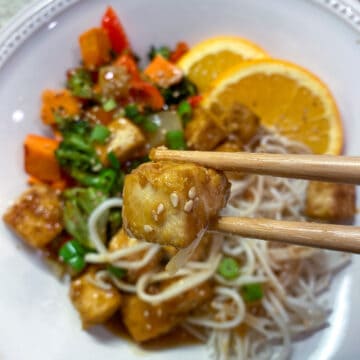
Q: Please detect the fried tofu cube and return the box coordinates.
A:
[210,102,260,143]
[108,228,160,282]
[3,185,63,248]
[79,28,111,69]
[305,181,356,220]
[70,270,122,328]
[99,117,146,163]
[122,161,230,248]
[121,281,213,342]
[185,108,227,150]
[41,89,81,125]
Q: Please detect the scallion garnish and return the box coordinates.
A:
[107,264,127,278]
[90,124,110,144]
[217,257,240,280]
[165,130,186,150]
[103,98,117,112]
[59,240,88,272]
[242,283,263,302]
[177,100,192,124]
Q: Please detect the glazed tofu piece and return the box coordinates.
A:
[3,185,63,248]
[185,108,227,150]
[210,102,260,143]
[70,270,122,328]
[122,161,230,248]
[305,181,356,220]
[121,281,213,342]
[99,117,146,162]
[108,228,160,282]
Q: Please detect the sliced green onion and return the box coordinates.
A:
[124,104,139,119]
[59,240,88,272]
[68,256,86,272]
[107,264,127,278]
[165,130,186,150]
[90,124,110,144]
[103,98,117,112]
[177,100,192,124]
[242,283,263,302]
[217,257,240,280]
[143,117,159,133]
[107,151,120,170]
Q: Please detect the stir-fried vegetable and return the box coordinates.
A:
[59,240,91,272]
[148,45,171,60]
[101,6,130,54]
[217,257,240,280]
[165,130,186,150]
[67,68,93,99]
[160,77,198,104]
[242,283,263,302]
[146,111,183,147]
[90,124,111,143]
[177,100,192,125]
[63,187,107,248]
[107,264,127,278]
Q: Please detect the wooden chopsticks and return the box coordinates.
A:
[150,148,360,254]
[150,148,360,184]
[213,217,360,254]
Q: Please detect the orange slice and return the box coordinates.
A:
[203,59,343,154]
[177,36,268,93]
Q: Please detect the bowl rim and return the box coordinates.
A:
[0,0,360,70]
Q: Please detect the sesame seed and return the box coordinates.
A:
[188,186,196,199]
[146,323,152,330]
[152,210,158,222]
[144,310,150,318]
[144,225,153,233]
[184,200,194,213]
[170,192,179,208]
[157,203,165,214]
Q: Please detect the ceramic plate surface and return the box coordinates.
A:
[0,1,359,359]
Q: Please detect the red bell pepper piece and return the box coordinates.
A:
[188,95,203,108]
[101,6,130,53]
[169,41,189,63]
[130,80,164,110]
[114,53,140,80]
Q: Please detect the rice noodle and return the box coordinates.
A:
[85,127,350,360]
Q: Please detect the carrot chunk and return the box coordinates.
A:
[24,134,61,182]
[79,27,111,69]
[41,89,80,125]
[144,55,183,88]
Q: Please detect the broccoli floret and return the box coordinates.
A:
[67,68,93,99]
[63,187,107,248]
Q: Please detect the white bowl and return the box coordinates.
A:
[0,0,359,359]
